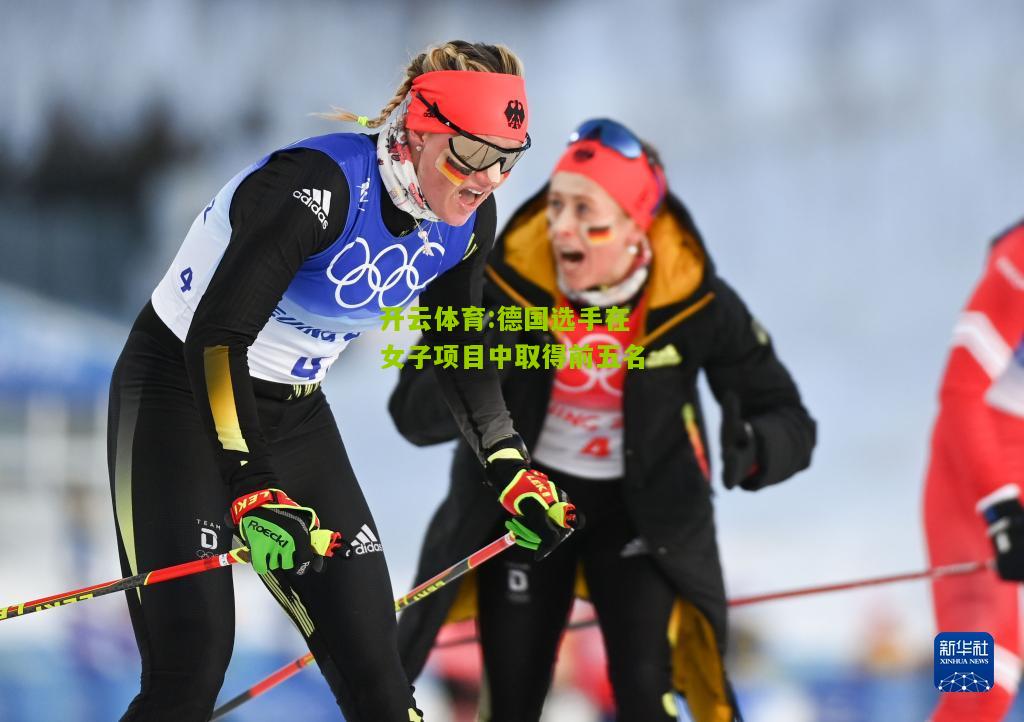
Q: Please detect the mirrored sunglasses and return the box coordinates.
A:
[416,93,531,173]
[568,118,645,159]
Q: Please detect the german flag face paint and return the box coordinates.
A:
[583,225,615,246]
[436,151,471,187]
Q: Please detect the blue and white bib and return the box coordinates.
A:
[151,133,475,383]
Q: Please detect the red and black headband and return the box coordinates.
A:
[405,70,529,143]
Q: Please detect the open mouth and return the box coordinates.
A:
[557,248,586,266]
[458,187,486,207]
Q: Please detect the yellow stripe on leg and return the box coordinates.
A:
[114,388,141,601]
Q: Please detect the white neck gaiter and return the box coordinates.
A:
[375,95,441,223]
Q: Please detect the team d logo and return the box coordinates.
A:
[934,632,994,692]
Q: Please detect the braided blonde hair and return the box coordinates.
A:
[325,40,524,128]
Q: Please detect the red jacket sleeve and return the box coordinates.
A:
[938,222,1024,504]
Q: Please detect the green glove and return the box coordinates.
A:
[483,435,579,559]
[503,489,578,559]
[230,488,340,575]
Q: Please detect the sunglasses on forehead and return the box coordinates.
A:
[569,117,666,215]
[415,92,531,173]
[568,118,647,159]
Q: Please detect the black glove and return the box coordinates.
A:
[483,434,580,560]
[720,393,762,491]
[983,497,1024,581]
[482,433,533,491]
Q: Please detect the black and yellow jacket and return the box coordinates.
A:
[390,188,816,722]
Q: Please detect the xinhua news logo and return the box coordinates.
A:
[934,632,994,693]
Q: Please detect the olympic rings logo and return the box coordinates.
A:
[326,236,445,310]
[553,331,625,397]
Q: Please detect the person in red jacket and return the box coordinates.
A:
[925,218,1024,721]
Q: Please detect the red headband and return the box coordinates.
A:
[553,140,665,230]
[405,70,529,143]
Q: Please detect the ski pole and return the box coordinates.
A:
[210,531,517,719]
[213,551,985,717]
[0,548,251,622]
[425,558,991,649]
[211,654,318,719]
[394,531,517,612]
[728,558,990,607]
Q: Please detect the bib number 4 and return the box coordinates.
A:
[291,356,323,380]
[580,437,610,458]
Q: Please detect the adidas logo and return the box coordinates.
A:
[349,524,383,556]
[292,188,331,230]
[646,343,682,368]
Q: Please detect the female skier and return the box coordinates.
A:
[107,40,574,721]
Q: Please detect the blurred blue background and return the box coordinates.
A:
[2,1,1024,719]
